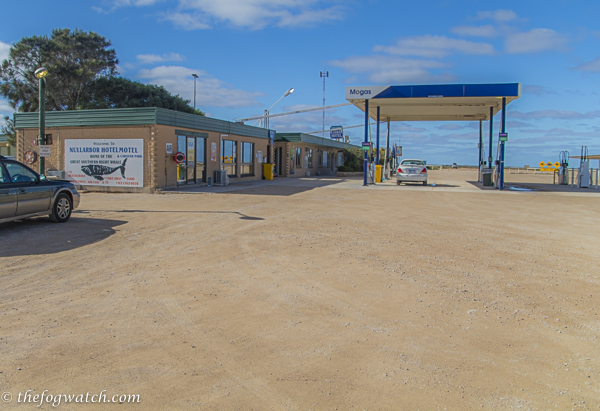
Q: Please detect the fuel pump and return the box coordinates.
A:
[558,150,569,185]
[578,146,590,188]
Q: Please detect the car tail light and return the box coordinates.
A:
[397,167,403,173]
[420,168,427,174]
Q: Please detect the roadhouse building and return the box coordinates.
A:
[14,108,273,193]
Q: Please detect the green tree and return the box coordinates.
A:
[1,115,16,146]
[0,28,118,112]
[81,76,204,115]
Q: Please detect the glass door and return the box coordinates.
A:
[195,137,206,183]
[177,136,186,184]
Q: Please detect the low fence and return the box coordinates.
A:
[506,167,599,188]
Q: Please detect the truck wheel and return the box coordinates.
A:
[50,193,72,223]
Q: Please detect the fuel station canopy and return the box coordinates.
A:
[345,83,520,122]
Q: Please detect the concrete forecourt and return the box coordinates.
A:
[1,169,599,410]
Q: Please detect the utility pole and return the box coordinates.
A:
[320,70,328,133]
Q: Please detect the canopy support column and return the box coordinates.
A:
[479,120,483,182]
[488,107,493,170]
[376,106,381,166]
[363,99,369,186]
[385,117,390,179]
[499,97,507,190]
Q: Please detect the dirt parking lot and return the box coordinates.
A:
[1,169,599,410]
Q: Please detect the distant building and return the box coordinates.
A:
[0,133,16,157]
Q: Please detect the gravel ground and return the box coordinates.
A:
[1,169,599,410]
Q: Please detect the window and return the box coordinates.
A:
[317,149,322,167]
[322,150,328,167]
[296,147,302,168]
[307,148,313,168]
[5,162,38,183]
[241,142,254,176]
[0,164,9,184]
[222,140,237,176]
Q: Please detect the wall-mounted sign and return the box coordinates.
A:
[65,139,144,187]
[39,145,51,157]
[257,151,263,163]
[211,142,217,162]
[166,143,173,154]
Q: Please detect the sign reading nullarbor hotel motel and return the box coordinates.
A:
[65,139,144,187]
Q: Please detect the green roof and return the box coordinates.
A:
[14,107,270,140]
[275,133,359,150]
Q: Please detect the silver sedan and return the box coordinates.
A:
[396,159,428,186]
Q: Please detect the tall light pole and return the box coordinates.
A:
[320,70,328,133]
[192,73,198,111]
[35,67,48,175]
[263,87,294,129]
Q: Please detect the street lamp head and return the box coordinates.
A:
[192,73,199,78]
[284,88,294,97]
[35,67,48,79]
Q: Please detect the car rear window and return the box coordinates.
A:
[401,160,424,166]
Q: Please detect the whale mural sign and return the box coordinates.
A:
[65,139,144,187]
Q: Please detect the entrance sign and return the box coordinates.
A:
[65,139,144,187]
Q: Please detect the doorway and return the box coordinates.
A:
[275,147,283,176]
[177,135,206,184]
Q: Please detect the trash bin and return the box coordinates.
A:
[375,165,383,182]
[263,163,274,180]
[482,168,493,186]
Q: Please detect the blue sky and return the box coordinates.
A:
[1,0,599,166]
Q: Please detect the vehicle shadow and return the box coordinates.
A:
[0,216,127,257]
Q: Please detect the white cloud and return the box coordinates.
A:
[0,41,10,63]
[522,85,558,96]
[93,0,164,13]
[438,124,464,130]
[159,11,212,30]
[374,35,495,59]
[451,25,498,38]
[136,65,263,108]
[0,99,13,111]
[175,0,344,29]
[137,53,186,64]
[505,28,568,54]
[105,0,344,29]
[510,109,600,120]
[476,9,517,22]
[330,55,453,84]
[574,56,600,72]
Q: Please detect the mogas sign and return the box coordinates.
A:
[345,86,388,100]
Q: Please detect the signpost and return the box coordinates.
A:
[330,126,343,140]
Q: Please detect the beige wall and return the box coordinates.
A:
[17,125,269,193]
